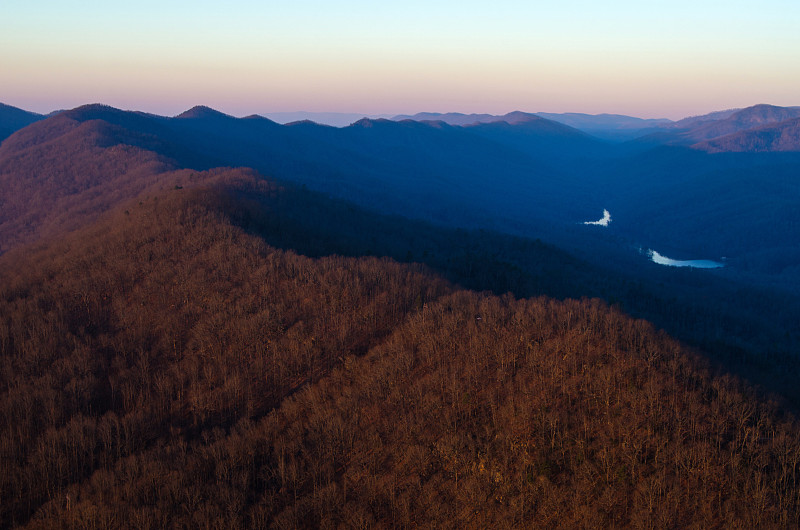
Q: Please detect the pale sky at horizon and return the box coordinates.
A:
[2,1,799,120]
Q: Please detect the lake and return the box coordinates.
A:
[648,250,724,269]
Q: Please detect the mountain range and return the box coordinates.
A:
[3,101,800,276]
[265,111,394,127]
[697,117,800,153]
[393,105,800,150]
[393,111,673,141]
[662,104,800,146]
[1,100,800,527]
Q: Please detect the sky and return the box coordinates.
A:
[2,1,799,119]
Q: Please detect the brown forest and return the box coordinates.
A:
[1,169,799,528]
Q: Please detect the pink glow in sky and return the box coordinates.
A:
[2,1,799,119]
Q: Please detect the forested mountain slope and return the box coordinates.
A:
[0,171,450,526]
[634,104,800,150]
[1,171,798,528]
[0,108,186,252]
[685,104,800,143]
[695,117,800,153]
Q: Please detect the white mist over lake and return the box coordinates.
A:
[580,212,724,270]
[584,209,611,226]
[648,250,724,269]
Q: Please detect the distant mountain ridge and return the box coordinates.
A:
[672,108,743,128]
[684,104,800,142]
[392,111,500,126]
[391,110,594,137]
[264,111,394,127]
[391,110,621,150]
[695,116,800,152]
[393,111,674,141]
[7,102,800,147]
[391,110,644,128]
[394,105,800,148]
[0,103,44,143]
[535,112,671,129]
[623,104,800,151]
[176,105,236,120]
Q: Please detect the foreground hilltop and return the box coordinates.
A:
[1,170,798,527]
